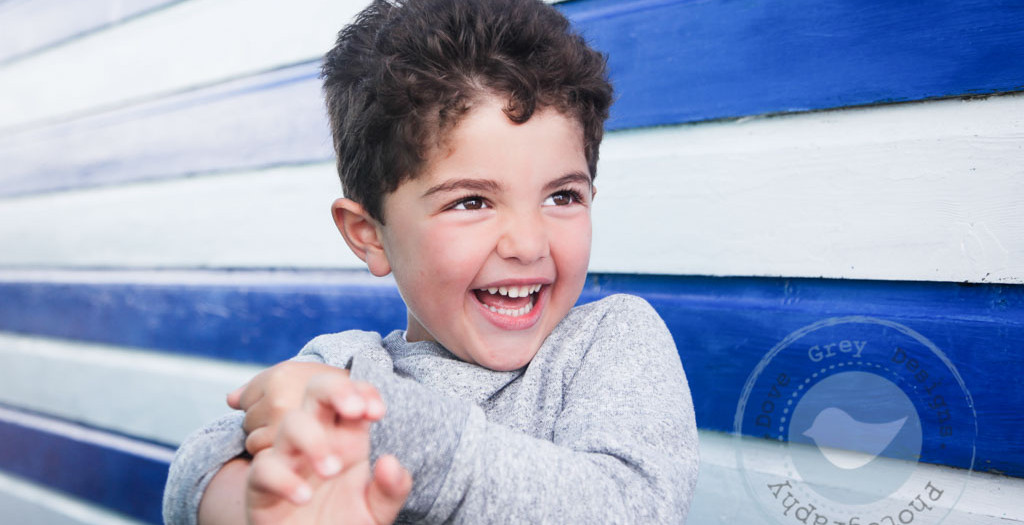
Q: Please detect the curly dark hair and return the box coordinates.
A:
[322,0,613,222]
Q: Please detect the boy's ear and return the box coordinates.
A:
[331,198,392,277]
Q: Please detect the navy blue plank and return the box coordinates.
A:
[0,0,183,66]
[0,271,1020,477]
[0,272,407,365]
[0,404,174,524]
[4,1,1022,198]
[0,60,331,198]
[561,0,1024,129]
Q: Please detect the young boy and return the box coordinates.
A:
[163,0,698,523]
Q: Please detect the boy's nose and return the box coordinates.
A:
[496,211,550,264]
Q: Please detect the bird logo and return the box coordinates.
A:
[802,407,908,470]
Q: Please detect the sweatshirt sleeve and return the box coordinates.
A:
[162,411,247,525]
[349,295,699,524]
[161,330,384,525]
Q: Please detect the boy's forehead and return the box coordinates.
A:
[378,99,589,202]
[432,99,585,154]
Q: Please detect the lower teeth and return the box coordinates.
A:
[488,299,534,317]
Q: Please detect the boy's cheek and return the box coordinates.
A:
[554,221,592,263]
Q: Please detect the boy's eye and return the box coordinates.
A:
[451,196,489,210]
[543,190,583,206]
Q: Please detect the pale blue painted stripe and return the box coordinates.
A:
[0,61,329,197]
[0,0,183,65]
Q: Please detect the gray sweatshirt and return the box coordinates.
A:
[163,294,698,524]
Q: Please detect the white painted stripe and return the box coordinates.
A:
[0,0,367,130]
[0,163,365,271]
[590,93,1024,283]
[0,94,1020,283]
[692,430,1024,524]
[0,332,261,445]
[0,268,388,287]
[0,470,143,525]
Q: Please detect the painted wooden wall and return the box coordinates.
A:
[0,0,1022,523]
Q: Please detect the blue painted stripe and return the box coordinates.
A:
[0,0,184,66]
[0,271,406,364]
[0,271,1020,477]
[0,404,173,524]
[0,271,406,363]
[559,0,1024,128]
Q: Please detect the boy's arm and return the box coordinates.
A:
[163,411,249,525]
[196,457,249,525]
[355,295,699,523]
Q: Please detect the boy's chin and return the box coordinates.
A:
[474,348,540,372]
[456,333,545,372]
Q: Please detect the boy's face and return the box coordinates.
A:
[376,97,593,371]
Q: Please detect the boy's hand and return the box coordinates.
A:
[229,362,385,455]
[245,374,411,525]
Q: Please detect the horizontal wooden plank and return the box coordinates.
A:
[591,93,1024,283]
[0,62,330,197]
[0,0,179,65]
[3,0,1021,135]
[691,431,1024,524]
[1,93,1020,283]
[0,270,404,365]
[0,164,362,270]
[0,470,143,525]
[562,0,1024,128]
[0,0,366,131]
[0,332,259,445]
[0,269,1019,477]
[0,405,173,524]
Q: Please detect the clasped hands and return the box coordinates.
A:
[228,362,411,525]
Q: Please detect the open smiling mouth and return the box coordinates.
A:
[472,284,543,318]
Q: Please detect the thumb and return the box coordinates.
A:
[366,454,412,525]
[226,383,247,409]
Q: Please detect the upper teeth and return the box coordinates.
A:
[484,284,542,298]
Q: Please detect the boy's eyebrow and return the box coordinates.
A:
[422,178,503,198]
[545,171,593,191]
[422,171,591,198]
